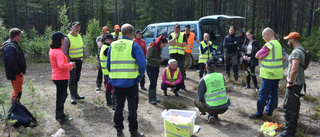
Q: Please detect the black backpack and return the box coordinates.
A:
[8,104,38,128]
[298,48,312,70]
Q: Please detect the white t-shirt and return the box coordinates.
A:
[247,44,252,54]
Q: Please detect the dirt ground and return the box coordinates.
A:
[0,61,319,137]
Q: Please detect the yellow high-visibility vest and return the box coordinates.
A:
[100,44,110,75]
[169,32,185,55]
[67,34,84,58]
[260,40,283,79]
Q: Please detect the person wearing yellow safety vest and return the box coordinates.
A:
[168,23,187,91]
[161,59,183,96]
[249,27,285,119]
[194,59,231,123]
[95,26,109,91]
[198,33,217,79]
[111,25,122,40]
[99,34,115,110]
[63,21,85,104]
[106,24,146,137]
[183,25,200,78]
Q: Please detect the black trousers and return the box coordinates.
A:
[283,84,303,133]
[69,60,82,85]
[140,74,145,88]
[96,57,103,88]
[194,99,228,116]
[113,84,139,131]
[146,65,159,89]
[245,61,258,88]
[53,80,68,119]
[199,63,207,79]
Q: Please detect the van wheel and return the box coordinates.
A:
[186,55,194,69]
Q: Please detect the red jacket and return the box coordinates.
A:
[133,38,147,58]
[49,47,73,80]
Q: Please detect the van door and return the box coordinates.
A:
[199,15,245,59]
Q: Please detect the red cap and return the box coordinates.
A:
[102,26,109,32]
[284,32,301,40]
[114,25,120,30]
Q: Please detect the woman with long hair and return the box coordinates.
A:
[241,30,260,91]
[146,35,168,105]
[49,31,75,124]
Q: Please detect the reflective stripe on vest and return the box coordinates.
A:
[169,32,185,55]
[184,32,195,53]
[111,32,122,40]
[198,41,213,63]
[68,34,84,58]
[166,67,179,83]
[260,40,283,79]
[109,39,139,79]
[204,72,228,107]
[100,44,110,75]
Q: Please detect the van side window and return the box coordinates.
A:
[157,26,167,37]
[167,26,174,36]
[143,26,155,38]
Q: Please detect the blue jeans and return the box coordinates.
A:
[254,78,280,116]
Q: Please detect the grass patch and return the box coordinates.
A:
[251,90,259,99]
[236,107,248,117]
[193,86,197,90]
[163,100,186,109]
[303,94,319,103]
[295,121,311,137]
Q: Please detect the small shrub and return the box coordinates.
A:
[93,96,105,108]
[192,86,197,90]
[303,94,318,103]
[163,100,186,109]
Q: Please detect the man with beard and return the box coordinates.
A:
[279,32,305,137]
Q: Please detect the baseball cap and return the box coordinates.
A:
[114,25,120,30]
[102,26,109,32]
[185,25,190,29]
[174,23,180,28]
[72,21,80,27]
[205,59,216,67]
[51,31,67,41]
[135,29,143,34]
[103,34,115,40]
[284,32,301,40]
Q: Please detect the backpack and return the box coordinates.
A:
[298,48,312,70]
[8,104,38,128]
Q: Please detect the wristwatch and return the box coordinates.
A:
[288,81,293,85]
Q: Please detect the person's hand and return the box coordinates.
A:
[206,43,210,47]
[161,59,164,62]
[81,57,84,62]
[286,83,294,88]
[174,33,179,38]
[247,57,251,61]
[234,41,237,44]
[243,56,247,61]
[71,62,76,69]
[172,82,177,86]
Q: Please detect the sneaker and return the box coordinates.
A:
[173,91,179,96]
[96,87,101,91]
[207,116,215,123]
[255,87,259,92]
[244,85,250,89]
[248,114,262,119]
[279,130,295,137]
[130,130,145,137]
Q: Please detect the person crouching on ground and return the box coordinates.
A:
[161,59,183,96]
[99,34,115,110]
[146,35,168,105]
[49,31,75,124]
[194,59,231,123]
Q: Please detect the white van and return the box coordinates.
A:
[142,15,245,67]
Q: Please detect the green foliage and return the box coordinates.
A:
[301,27,320,61]
[59,5,70,35]
[0,90,7,104]
[93,95,105,108]
[163,100,186,109]
[83,18,101,56]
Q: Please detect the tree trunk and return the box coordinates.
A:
[25,0,30,38]
[13,0,18,27]
[307,0,314,37]
[273,0,278,33]
[299,0,305,36]
[252,0,256,33]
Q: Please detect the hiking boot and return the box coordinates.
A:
[214,114,218,119]
[75,95,85,99]
[163,90,167,96]
[116,129,124,137]
[207,116,215,123]
[173,91,179,96]
[130,131,145,137]
[279,130,295,137]
[141,87,147,91]
[149,100,157,105]
[56,115,73,125]
[154,98,161,102]
[248,114,262,119]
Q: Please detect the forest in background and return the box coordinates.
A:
[0,0,320,61]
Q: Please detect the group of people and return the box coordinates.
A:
[0,21,306,137]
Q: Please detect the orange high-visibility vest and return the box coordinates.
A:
[184,32,195,53]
